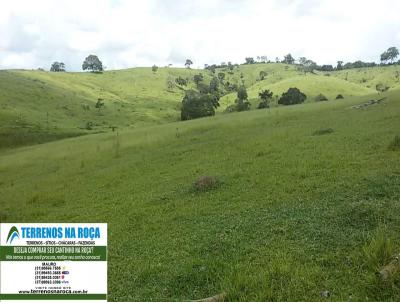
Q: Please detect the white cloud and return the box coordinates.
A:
[0,0,400,70]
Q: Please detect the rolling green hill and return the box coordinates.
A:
[1,86,399,301]
[330,64,400,90]
[1,63,399,150]
[219,74,375,108]
[0,67,209,148]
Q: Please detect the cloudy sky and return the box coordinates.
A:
[1,0,400,71]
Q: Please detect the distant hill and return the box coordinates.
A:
[1,63,399,148]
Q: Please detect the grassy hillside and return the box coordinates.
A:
[219,73,375,108]
[1,63,399,149]
[1,88,399,301]
[330,65,400,91]
[0,67,208,149]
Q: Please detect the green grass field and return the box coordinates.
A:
[1,75,400,300]
[1,64,400,301]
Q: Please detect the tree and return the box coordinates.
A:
[50,62,65,72]
[278,88,307,105]
[209,77,219,94]
[217,72,225,82]
[245,57,255,64]
[298,57,307,65]
[258,89,273,109]
[181,90,219,120]
[185,59,193,68]
[208,64,216,74]
[193,73,204,85]
[175,76,187,86]
[337,61,344,70]
[82,55,103,72]
[299,59,316,74]
[235,86,251,111]
[282,54,295,64]
[197,82,210,94]
[381,47,399,64]
[318,65,334,72]
[259,71,267,80]
[152,65,158,73]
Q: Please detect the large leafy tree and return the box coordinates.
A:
[381,47,399,64]
[50,62,65,72]
[181,90,219,120]
[245,57,255,64]
[298,57,316,74]
[82,55,103,72]
[185,59,193,68]
[282,53,295,64]
[278,88,307,105]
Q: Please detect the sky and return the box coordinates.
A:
[1,0,400,71]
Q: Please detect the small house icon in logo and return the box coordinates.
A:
[6,226,20,244]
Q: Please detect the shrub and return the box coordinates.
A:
[193,176,219,192]
[95,99,104,109]
[312,128,334,136]
[336,94,344,99]
[258,101,269,109]
[376,83,389,93]
[224,104,237,113]
[259,71,267,80]
[175,76,187,86]
[315,94,328,102]
[388,135,400,151]
[278,88,307,105]
[85,121,93,130]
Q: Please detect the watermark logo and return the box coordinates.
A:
[6,226,20,244]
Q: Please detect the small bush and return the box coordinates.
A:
[335,94,344,99]
[376,83,389,93]
[224,105,237,113]
[315,94,328,102]
[278,87,306,105]
[388,135,400,151]
[257,101,269,109]
[85,121,93,130]
[312,128,334,136]
[193,176,219,192]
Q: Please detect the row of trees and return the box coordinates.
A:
[49,46,399,73]
[241,47,400,70]
[180,78,310,121]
